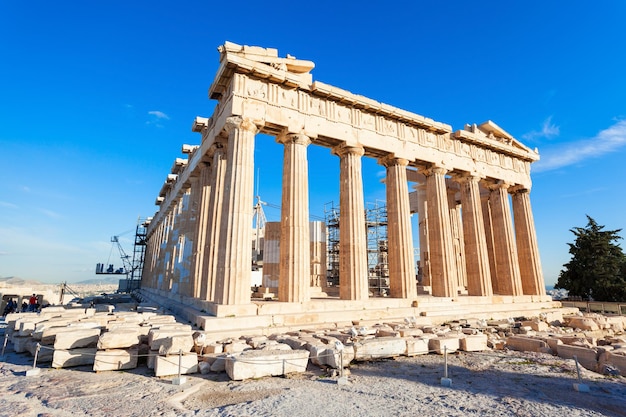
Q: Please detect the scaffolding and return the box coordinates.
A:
[366,201,388,296]
[324,201,340,287]
[323,200,389,296]
[127,218,148,291]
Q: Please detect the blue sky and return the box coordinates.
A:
[1,1,625,285]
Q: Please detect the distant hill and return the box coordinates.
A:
[75,276,123,285]
[0,276,44,286]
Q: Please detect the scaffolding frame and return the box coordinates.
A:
[324,200,389,296]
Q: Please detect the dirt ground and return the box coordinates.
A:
[1,339,625,417]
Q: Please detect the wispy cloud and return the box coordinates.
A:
[146,110,170,128]
[0,201,18,209]
[522,116,560,141]
[534,120,626,173]
[38,208,62,219]
[148,110,169,120]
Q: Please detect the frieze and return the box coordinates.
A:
[228,75,532,177]
[361,112,376,130]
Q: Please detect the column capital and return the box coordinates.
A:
[450,172,484,184]
[224,116,258,134]
[419,164,448,177]
[509,184,531,194]
[482,179,512,191]
[379,154,409,168]
[276,132,311,147]
[332,143,365,158]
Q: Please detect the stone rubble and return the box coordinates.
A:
[4,307,626,380]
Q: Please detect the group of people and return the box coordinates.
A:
[2,294,39,317]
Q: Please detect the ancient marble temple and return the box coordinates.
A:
[140,42,547,318]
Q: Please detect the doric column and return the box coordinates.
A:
[456,175,493,296]
[191,162,212,298]
[423,166,457,297]
[214,117,257,305]
[277,133,311,303]
[485,181,523,296]
[141,233,154,289]
[415,183,430,287]
[447,186,467,290]
[511,187,546,296]
[333,144,369,301]
[380,155,417,299]
[202,143,227,301]
[481,193,499,294]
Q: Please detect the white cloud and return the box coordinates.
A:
[146,110,170,128]
[148,110,170,120]
[522,116,560,141]
[0,201,18,209]
[534,120,626,173]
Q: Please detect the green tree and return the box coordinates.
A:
[555,215,626,302]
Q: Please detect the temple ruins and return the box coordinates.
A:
[139,42,558,334]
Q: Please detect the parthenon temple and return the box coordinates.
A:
[139,42,556,332]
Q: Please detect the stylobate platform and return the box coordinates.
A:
[138,288,574,340]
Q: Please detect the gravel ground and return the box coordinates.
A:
[1,342,625,417]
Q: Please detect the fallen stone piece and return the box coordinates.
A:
[158,334,194,356]
[353,336,406,360]
[52,348,97,368]
[225,349,310,381]
[26,339,53,362]
[429,337,460,354]
[54,328,101,350]
[557,344,598,372]
[505,336,547,353]
[154,352,198,377]
[97,329,142,349]
[326,344,355,369]
[93,348,139,371]
[567,317,600,331]
[459,334,488,352]
[405,337,429,356]
[148,329,191,351]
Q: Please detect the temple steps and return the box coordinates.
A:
[136,288,572,341]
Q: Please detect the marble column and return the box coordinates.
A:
[447,187,467,290]
[381,155,417,299]
[214,117,257,305]
[481,193,499,294]
[333,144,369,301]
[456,175,493,296]
[277,133,311,303]
[415,183,431,287]
[141,233,154,289]
[202,143,227,301]
[485,181,523,296]
[191,162,212,298]
[423,166,457,297]
[511,187,546,296]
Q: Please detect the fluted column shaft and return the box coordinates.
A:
[202,144,227,301]
[415,183,430,286]
[424,166,457,297]
[191,162,212,298]
[457,175,493,296]
[334,144,369,301]
[511,188,546,296]
[481,194,499,294]
[278,133,311,302]
[381,156,417,299]
[486,181,523,296]
[214,117,257,305]
[447,188,466,289]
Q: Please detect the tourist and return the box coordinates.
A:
[28,294,37,312]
